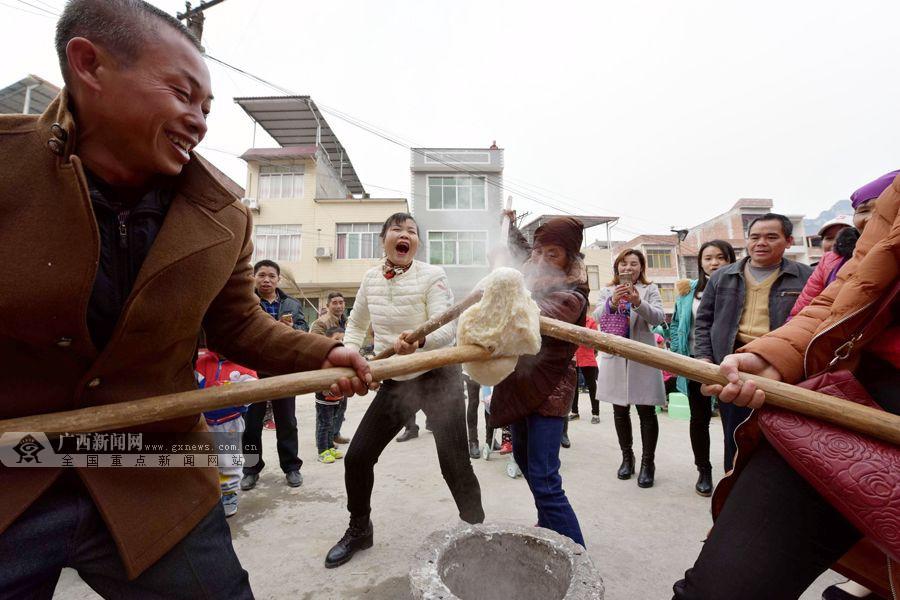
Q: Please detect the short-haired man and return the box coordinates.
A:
[0,1,372,596]
[693,213,812,472]
[310,291,347,336]
[239,260,309,492]
[310,291,351,444]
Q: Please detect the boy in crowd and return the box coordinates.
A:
[315,327,348,463]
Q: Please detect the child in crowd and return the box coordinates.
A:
[195,348,256,518]
[315,327,347,464]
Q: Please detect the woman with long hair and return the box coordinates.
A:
[669,240,736,496]
[595,249,667,488]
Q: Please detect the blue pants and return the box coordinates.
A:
[510,414,585,547]
[316,402,339,454]
[0,473,252,599]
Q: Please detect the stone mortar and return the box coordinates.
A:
[409,522,604,600]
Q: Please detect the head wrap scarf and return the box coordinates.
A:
[851,170,900,209]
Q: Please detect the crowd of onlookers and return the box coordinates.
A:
[202,190,882,515]
[194,175,892,598]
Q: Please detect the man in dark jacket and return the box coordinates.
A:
[693,213,812,471]
[241,260,309,490]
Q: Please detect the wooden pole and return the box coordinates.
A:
[539,316,900,446]
[372,289,484,360]
[0,345,493,435]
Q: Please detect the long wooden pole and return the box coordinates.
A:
[539,316,900,446]
[0,345,492,435]
[372,289,484,360]
[2,311,895,444]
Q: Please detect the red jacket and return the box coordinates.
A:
[789,251,843,318]
[574,316,598,367]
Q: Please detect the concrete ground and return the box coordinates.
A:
[56,392,841,599]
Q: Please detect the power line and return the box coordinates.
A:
[202,55,593,215]
[202,53,661,232]
[25,0,57,11]
[2,0,53,17]
[14,0,57,15]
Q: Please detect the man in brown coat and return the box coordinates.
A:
[0,1,373,596]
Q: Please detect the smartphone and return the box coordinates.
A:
[619,272,633,286]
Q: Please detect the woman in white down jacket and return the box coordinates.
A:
[323,213,484,569]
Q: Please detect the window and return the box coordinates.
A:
[258,165,304,200]
[336,223,381,259]
[427,175,487,210]
[253,225,302,262]
[658,283,676,304]
[645,248,672,270]
[586,265,601,290]
[429,231,488,266]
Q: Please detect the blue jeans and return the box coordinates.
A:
[0,472,252,599]
[315,402,339,454]
[510,414,585,547]
[334,398,347,437]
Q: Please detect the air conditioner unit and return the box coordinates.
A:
[240,197,259,211]
[315,246,332,259]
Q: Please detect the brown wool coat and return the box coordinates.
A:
[0,93,340,578]
[741,175,900,381]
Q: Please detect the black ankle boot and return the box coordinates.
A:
[325,519,374,568]
[617,450,635,479]
[637,457,655,488]
[695,466,713,497]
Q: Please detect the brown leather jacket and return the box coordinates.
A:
[0,93,339,578]
[741,174,899,382]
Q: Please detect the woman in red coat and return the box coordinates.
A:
[569,315,600,424]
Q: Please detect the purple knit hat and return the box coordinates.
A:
[851,170,900,209]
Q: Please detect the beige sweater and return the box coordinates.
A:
[736,264,781,345]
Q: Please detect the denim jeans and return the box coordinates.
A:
[315,402,339,454]
[510,414,585,547]
[0,472,252,599]
[333,399,347,438]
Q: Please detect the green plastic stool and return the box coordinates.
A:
[667,392,691,420]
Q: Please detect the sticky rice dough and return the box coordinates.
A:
[457,268,542,385]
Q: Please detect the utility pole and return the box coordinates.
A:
[177,0,228,45]
[670,227,689,279]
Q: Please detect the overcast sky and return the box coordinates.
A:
[3,0,899,240]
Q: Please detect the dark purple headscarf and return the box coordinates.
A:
[850,169,900,209]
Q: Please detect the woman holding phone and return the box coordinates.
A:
[594,249,666,487]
